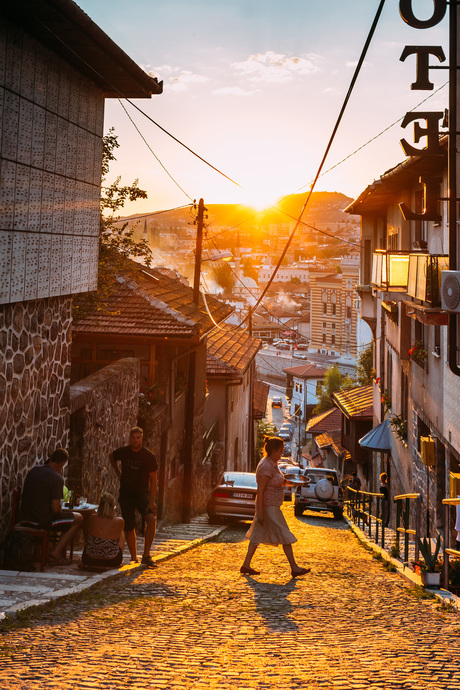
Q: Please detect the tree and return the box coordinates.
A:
[72,129,153,322]
[242,257,258,282]
[212,262,236,294]
[355,343,374,386]
[313,364,355,414]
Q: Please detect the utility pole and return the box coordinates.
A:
[248,306,252,336]
[193,198,205,306]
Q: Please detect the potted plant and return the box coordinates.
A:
[408,340,428,362]
[417,535,441,587]
[389,414,408,443]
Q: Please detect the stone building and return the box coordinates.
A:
[0,0,161,539]
[71,266,233,524]
[345,138,460,534]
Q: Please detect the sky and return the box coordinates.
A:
[77,0,449,215]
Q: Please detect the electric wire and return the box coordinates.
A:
[109,204,194,224]
[118,100,194,202]
[16,0,239,189]
[240,0,387,325]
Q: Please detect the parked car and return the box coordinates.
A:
[293,352,308,359]
[279,423,293,438]
[294,468,343,519]
[271,396,283,408]
[281,442,292,457]
[296,343,309,350]
[278,428,291,441]
[207,472,257,522]
[276,343,290,350]
[279,463,303,501]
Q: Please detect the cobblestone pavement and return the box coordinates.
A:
[1,505,460,690]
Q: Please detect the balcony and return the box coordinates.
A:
[406,253,449,307]
[371,251,410,293]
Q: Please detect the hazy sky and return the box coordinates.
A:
[78,0,449,214]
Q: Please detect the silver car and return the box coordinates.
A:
[294,468,343,519]
[207,472,257,522]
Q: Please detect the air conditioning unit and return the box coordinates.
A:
[441,271,460,312]
[420,436,435,466]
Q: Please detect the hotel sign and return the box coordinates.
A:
[398,0,447,221]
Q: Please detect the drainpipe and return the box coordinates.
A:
[448,1,460,376]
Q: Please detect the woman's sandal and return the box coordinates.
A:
[291,567,311,577]
[240,566,260,575]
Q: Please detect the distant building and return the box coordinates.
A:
[283,363,327,421]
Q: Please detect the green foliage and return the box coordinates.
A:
[256,419,276,462]
[313,364,355,414]
[355,343,374,386]
[389,414,408,442]
[72,129,153,322]
[417,535,441,572]
[212,262,236,293]
[241,257,258,282]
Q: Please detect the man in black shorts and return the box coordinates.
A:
[20,448,84,565]
[110,427,158,567]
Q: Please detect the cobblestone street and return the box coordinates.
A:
[1,506,460,690]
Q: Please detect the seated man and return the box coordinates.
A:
[19,448,83,565]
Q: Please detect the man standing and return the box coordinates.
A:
[20,448,83,565]
[110,427,158,567]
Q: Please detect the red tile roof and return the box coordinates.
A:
[253,380,270,420]
[206,324,262,378]
[333,385,373,419]
[315,430,350,460]
[74,268,233,338]
[306,408,342,434]
[283,363,327,378]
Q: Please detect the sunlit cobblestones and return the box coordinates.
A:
[1,506,459,689]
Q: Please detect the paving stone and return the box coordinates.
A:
[1,507,459,689]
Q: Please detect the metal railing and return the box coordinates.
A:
[442,497,460,590]
[345,487,386,548]
[394,493,421,564]
[203,418,219,464]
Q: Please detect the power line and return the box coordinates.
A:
[109,204,194,224]
[118,100,194,202]
[16,0,240,190]
[241,0,387,325]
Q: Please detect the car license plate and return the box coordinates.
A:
[233,492,252,499]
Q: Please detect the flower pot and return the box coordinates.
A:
[421,571,441,588]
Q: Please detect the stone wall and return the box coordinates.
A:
[0,296,71,540]
[68,358,140,503]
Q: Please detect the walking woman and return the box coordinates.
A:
[240,436,310,577]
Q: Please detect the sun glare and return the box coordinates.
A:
[239,184,283,213]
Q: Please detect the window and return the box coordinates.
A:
[433,325,441,357]
[322,334,326,344]
[332,304,336,316]
[346,307,352,319]
[331,292,337,316]
[323,303,327,315]
[331,334,336,345]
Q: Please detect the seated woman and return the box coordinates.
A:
[81,493,125,569]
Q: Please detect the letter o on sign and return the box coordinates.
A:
[400,0,447,29]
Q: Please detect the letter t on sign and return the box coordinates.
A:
[400,46,446,90]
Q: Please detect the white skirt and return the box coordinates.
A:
[246,505,297,546]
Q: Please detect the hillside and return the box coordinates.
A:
[119,191,356,229]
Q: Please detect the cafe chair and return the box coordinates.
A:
[9,489,74,572]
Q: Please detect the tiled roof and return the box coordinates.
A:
[315,431,349,459]
[253,380,270,420]
[283,363,327,378]
[333,385,373,419]
[141,266,233,333]
[306,408,342,434]
[206,324,262,378]
[74,278,199,337]
[75,266,233,338]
